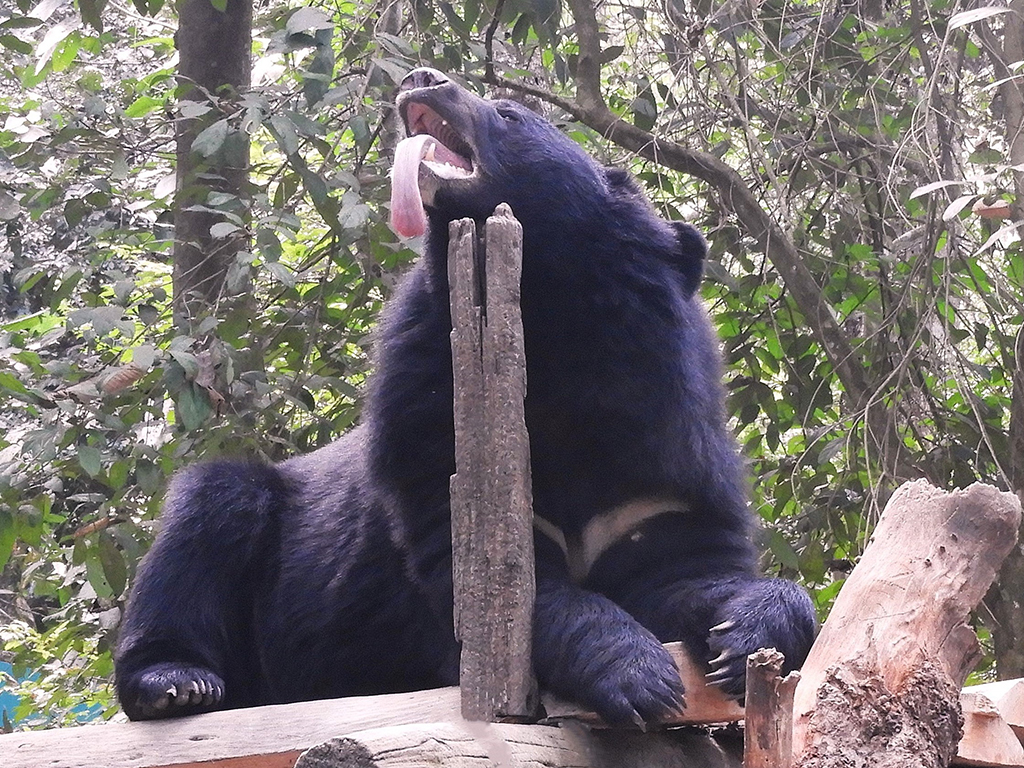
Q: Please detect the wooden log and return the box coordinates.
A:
[294,720,743,768]
[954,690,1024,767]
[744,648,799,768]
[448,205,537,722]
[791,480,1021,768]
[542,641,745,726]
[0,687,461,768]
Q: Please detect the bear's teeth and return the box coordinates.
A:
[425,142,436,162]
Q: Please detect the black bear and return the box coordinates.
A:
[114,68,816,724]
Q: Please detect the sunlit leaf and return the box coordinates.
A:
[909,179,960,200]
[948,7,1009,30]
[942,194,978,221]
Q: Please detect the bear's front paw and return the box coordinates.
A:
[128,662,225,719]
[571,633,686,727]
[705,578,816,699]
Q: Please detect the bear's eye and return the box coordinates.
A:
[497,108,521,123]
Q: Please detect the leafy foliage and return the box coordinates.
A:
[0,0,1021,726]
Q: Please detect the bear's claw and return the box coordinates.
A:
[131,663,225,718]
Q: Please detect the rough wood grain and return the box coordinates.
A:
[448,205,537,721]
[954,690,1024,767]
[792,480,1022,768]
[542,641,745,726]
[743,648,798,768]
[294,720,743,768]
[0,687,461,768]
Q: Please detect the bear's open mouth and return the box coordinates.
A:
[390,100,477,238]
[403,101,475,176]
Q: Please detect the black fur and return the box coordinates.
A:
[115,69,815,724]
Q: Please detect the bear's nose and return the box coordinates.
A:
[400,67,449,92]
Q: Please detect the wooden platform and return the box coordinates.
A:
[0,687,461,768]
[5,677,1024,767]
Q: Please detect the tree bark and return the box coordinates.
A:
[173,0,252,329]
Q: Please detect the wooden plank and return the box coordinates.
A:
[294,721,743,768]
[0,687,461,768]
[962,679,1024,743]
[743,648,798,768]
[448,205,537,722]
[954,691,1024,767]
[791,480,1022,768]
[542,641,745,726]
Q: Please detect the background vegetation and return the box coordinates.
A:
[0,0,1021,727]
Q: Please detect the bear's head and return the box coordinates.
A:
[390,68,706,298]
[391,68,610,239]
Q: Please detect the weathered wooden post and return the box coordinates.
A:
[448,203,538,722]
[743,648,798,768]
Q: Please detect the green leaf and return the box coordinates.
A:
[269,114,300,156]
[78,445,102,477]
[210,221,241,238]
[35,20,75,74]
[98,532,127,596]
[266,261,295,288]
[256,228,282,262]
[107,460,130,491]
[286,6,332,34]
[176,384,211,431]
[191,119,229,158]
[85,547,113,599]
[0,16,42,29]
[124,95,164,118]
[767,529,801,571]
[303,37,334,108]
[0,35,34,54]
[169,348,200,378]
[284,110,325,137]
[78,0,107,31]
[0,510,15,573]
[601,45,624,63]
[136,461,163,496]
[0,370,30,397]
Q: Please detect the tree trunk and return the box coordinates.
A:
[173,0,252,330]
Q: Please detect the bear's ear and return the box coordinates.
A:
[604,167,643,197]
[667,221,707,297]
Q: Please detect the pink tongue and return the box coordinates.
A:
[390,134,434,238]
